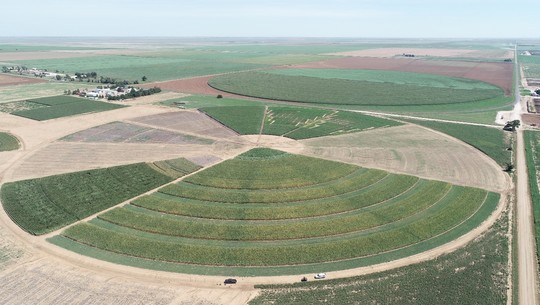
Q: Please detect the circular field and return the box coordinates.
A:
[208,69,504,106]
[50,148,500,276]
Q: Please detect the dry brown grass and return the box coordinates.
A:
[300,124,509,192]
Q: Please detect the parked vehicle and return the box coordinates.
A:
[224,278,237,284]
[314,273,326,279]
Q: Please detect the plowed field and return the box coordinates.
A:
[0,74,47,87]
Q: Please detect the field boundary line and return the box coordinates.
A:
[351,110,501,129]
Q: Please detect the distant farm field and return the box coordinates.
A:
[268,69,500,90]
[50,149,499,275]
[1,160,200,235]
[2,95,126,121]
[0,132,19,151]
[208,71,503,106]
[201,105,401,139]
[291,57,513,95]
[12,54,268,82]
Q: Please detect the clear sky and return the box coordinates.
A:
[1,0,536,38]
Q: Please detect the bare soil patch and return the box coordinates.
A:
[0,258,257,305]
[146,76,260,101]
[522,114,540,128]
[326,48,513,59]
[62,121,214,145]
[300,124,509,192]
[0,74,47,87]
[5,141,244,182]
[292,57,513,95]
[128,110,240,139]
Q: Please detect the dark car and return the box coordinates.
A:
[224,278,237,284]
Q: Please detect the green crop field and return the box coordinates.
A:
[524,131,540,254]
[201,106,266,134]
[269,69,499,90]
[250,212,508,305]
[0,159,200,235]
[403,119,512,167]
[0,132,19,151]
[50,148,500,275]
[201,105,401,139]
[6,95,126,121]
[208,70,503,106]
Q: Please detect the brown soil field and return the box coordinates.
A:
[300,124,509,192]
[522,113,540,127]
[0,51,101,61]
[0,257,257,305]
[61,121,215,145]
[0,74,47,87]
[146,76,263,101]
[5,142,244,182]
[149,76,220,95]
[128,110,240,139]
[326,48,513,59]
[291,57,513,95]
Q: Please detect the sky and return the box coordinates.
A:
[1,0,537,38]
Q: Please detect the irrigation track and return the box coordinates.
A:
[256,106,269,145]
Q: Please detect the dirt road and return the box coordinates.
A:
[517,129,539,305]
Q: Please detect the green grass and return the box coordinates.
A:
[200,105,402,139]
[524,131,540,255]
[200,106,265,134]
[403,119,512,167]
[9,95,126,121]
[0,132,19,151]
[208,71,504,106]
[250,211,508,305]
[0,161,199,235]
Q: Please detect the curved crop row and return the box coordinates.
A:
[159,168,386,203]
[61,188,493,266]
[136,174,417,220]
[184,151,358,189]
[98,180,451,240]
